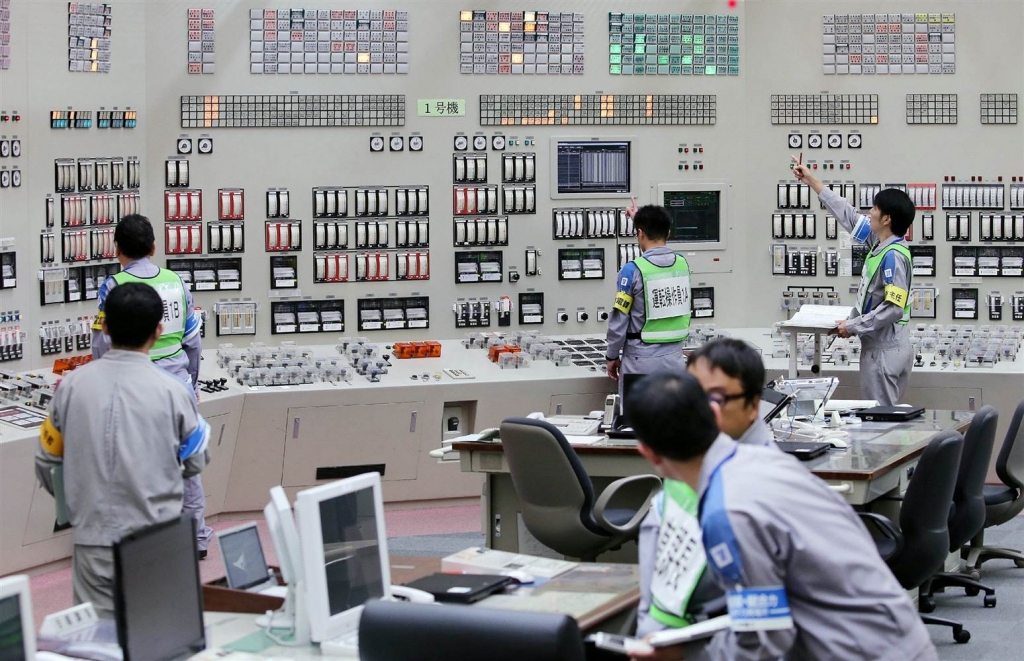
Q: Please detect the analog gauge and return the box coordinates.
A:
[847,133,862,148]
[787,134,803,149]
[390,136,405,151]
[808,134,823,149]
[491,135,506,150]
[473,135,488,151]
[176,138,193,155]
[827,133,843,148]
[369,136,385,152]
[453,135,469,151]
[197,137,213,154]
[409,136,424,151]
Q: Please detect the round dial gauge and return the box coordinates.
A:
[197,138,213,154]
[390,136,405,151]
[807,134,823,149]
[369,136,385,152]
[453,135,468,151]
[176,138,192,154]
[827,133,843,148]
[409,136,424,151]
[473,135,488,151]
[491,135,506,150]
[847,133,862,148]
[787,134,803,149]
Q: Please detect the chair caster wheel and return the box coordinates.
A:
[954,629,971,644]
[919,596,936,613]
[966,568,981,581]
[965,586,980,597]
[984,595,996,608]
[1015,559,1024,569]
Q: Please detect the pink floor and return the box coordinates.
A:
[24,504,480,626]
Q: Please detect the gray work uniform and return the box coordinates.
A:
[819,188,913,405]
[36,350,209,617]
[684,434,936,661]
[92,257,213,550]
[605,246,688,382]
[636,420,777,637]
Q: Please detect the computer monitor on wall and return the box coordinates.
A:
[295,472,392,643]
[656,182,730,252]
[0,575,36,661]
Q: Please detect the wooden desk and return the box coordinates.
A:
[453,410,974,556]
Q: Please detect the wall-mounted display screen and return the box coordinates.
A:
[664,190,721,243]
[556,141,631,195]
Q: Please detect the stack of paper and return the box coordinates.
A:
[783,304,855,329]
[442,547,577,579]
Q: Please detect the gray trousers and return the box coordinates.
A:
[184,474,214,551]
[619,349,687,399]
[859,343,914,406]
[72,545,115,619]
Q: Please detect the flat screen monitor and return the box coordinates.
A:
[295,472,391,643]
[0,576,35,661]
[664,190,721,243]
[113,515,205,661]
[555,140,631,195]
[264,486,303,586]
[217,523,272,591]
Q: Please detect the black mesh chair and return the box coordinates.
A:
[859,431,970,643]
[499,417,661,561]
[360,600,586,661]
[923,406,999,608]
[964,398,1024,574]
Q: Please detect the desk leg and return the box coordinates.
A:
[788,333,799,378]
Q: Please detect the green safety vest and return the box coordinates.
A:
[857,242,912,325]
[636,255,692,343]
[112,268,188,360]
[649,479,705,628]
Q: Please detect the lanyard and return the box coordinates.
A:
[698,445,743,588]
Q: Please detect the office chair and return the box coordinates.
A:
[359,600,587,661]
[963,397,1024,574]
[859,431,971,643]
[499,417,661,561]
[923,406,999,609]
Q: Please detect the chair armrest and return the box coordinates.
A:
[594,474,662,536]
[857,512,904,561]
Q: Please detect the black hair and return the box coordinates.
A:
[624,371,719,462]
[873,189,915,236]
[633,205,672,242]
[104,282,163,349]
[689,338,766,405]
[114,214,156,259]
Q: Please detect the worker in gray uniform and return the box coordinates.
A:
[37,283,210,617]
[606,201,691,386]
[636,339,777,638]
[91,215,214,557]
[792,158,915,406]
[627,372,936,661]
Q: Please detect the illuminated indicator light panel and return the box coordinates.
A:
[460,9,585,75]
[186,8,216,74]
[68,3,114,73]
[823,13,955,76]
[608,12,740,76]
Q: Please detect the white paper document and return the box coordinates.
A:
[783,304,855,330]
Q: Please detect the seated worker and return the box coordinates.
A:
[636,339,778,637]
[606,201,691,387]
[793,158,915,406]
[92,214,213,557]
[36,283,210,618]
[628,372,936,661]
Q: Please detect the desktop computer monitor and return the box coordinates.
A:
[218,523,274,591]
[264,486,304,586]
[0,576,36,661]
[113,515,205,661]
[295,472,391,643]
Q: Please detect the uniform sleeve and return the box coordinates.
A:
[180,280,202,389]
[819,187,875,245]
[689,510,796,661]
[846,248,911,337]
[605,262,639,360]
[91,276,116,360]
[635,497,663,638]
[35,379,70,494]
[174,384,210,475]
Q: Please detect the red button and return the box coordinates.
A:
[699,147,704,153]
[684,148,689,153]
[813,164,818,169]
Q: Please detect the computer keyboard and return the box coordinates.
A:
[321,630,359,657]
[545,415,603,436]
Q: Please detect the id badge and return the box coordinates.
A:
[726,586,794,632]
[651,495,705,616]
